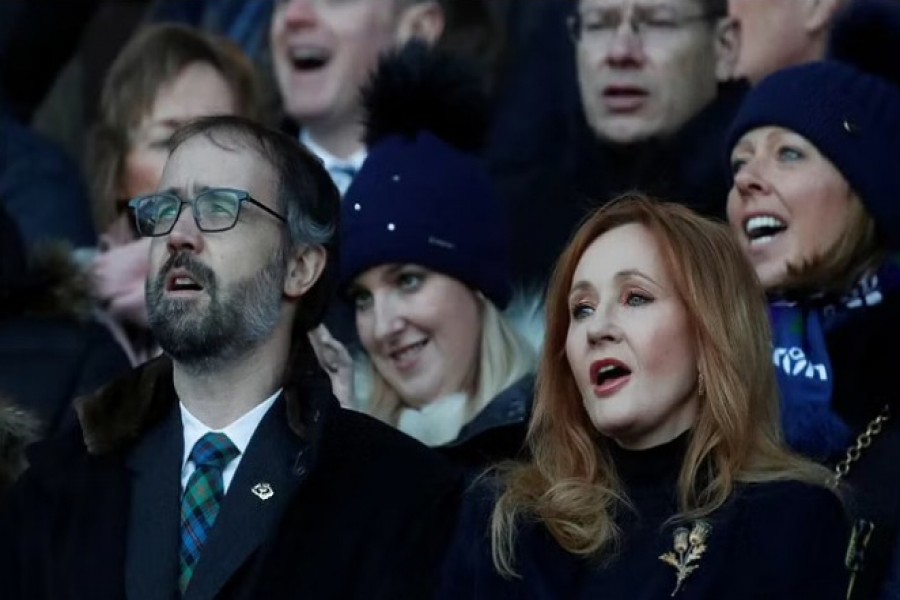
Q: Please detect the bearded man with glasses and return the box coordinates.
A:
[0,115,462,600]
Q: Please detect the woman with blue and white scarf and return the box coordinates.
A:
[725,2,900,597]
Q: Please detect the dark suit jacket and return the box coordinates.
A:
[0,357,462,599]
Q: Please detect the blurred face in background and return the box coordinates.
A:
[351,264,483,408]
[270,0,400,132]
[108,61,238,247]
[574,0,736,144]
[727,126,856,289]
[728,0,836,84]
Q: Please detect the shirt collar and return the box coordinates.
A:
[300,130,367,173]
[180,388,282,468]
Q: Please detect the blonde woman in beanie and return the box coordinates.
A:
[312,42,536,469]
[725,1,900,596]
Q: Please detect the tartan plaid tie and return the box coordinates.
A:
[178,432,240,594]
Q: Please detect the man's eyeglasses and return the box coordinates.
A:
[128,188,286,237]
[567,8,722,44]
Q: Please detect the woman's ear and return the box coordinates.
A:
[394,1,445,45]
[284,244,327,299]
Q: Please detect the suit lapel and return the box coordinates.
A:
[184,395,309,600]
[125,403,184,600]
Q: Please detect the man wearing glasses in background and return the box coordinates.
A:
[505,0,743,289]
[0,115,462,600]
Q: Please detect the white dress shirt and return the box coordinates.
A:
[179,389,281,493]
[300,130,367,197]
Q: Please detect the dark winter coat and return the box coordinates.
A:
[821,291,900,599]
[0,112,96,247]
[440,375,533,469]
[0,397,39,498]
[0,357,463,600]
[439,434,851,599]
[0,240,131,433]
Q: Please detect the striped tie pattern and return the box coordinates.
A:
[178,432,240,594]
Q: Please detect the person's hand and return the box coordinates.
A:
[309,324,355,410]
[89,237,152,327]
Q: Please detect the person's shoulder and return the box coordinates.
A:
[738,479,845,519]
[325,407,462,481]
[732,478,849,556]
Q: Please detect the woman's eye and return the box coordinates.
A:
[777,146,804,162]
[351,291,373,312]
[730,158,746,175]
[570,303,594,320]
[625,292,652,307]
[148,136,174,151]
[397,272,424,291]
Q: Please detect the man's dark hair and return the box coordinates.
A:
[698,0,727,18]
[168,115,340,334]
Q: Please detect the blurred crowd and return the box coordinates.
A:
[1,0,900,598]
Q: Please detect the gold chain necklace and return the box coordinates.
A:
[831,404,891,599]
[830,404,891,488]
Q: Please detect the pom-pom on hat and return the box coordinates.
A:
[339,41,511,308]
[725,0,900,247]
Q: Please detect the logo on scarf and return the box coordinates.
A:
[773,347,828,381]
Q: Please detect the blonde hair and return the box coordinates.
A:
[361,293,535,427]
[776,193,884,295]
[491,194,832,576]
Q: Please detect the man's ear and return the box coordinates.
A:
[283,245,327,299]
[394,1,445,45]
[714,17,740,82]
[802,0,844,36]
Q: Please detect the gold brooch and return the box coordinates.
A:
[659,520,712,596]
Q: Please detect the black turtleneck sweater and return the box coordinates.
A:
[439,434,850,599]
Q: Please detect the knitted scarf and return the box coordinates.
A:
[770,256,900,461]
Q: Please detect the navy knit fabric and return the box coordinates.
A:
[340,131,512,308]
[726,60,900,247]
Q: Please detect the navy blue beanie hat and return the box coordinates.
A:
[339,42,512,308]
[726,0,900,247]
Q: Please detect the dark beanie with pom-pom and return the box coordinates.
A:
[726,0,900,246]
[339,42,511,308]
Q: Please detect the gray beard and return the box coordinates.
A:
[146,249,286,374]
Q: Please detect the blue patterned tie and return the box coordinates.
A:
[178,432,240,594]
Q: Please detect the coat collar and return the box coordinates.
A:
[74,356,337,457]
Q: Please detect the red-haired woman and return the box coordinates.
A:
[439,195,849,599]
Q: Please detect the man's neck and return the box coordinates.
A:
[172,336,289,430]
[304,118,366,160]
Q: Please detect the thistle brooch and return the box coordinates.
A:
[658,520,712,596]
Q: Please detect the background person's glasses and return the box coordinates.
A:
[129,188,286,237]
[567,8,721,44]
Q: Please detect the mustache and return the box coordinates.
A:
[157,252,216,289]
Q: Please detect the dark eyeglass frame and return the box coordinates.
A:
[566,9,723,42]
[128,187,286,237]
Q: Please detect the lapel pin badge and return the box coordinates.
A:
[251,482,274,501]
[659,520,712,596]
